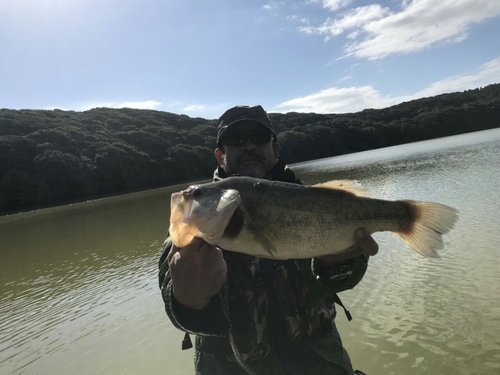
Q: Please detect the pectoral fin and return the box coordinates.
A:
[248,225,277,258]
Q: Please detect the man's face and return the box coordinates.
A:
[215,122,280,179]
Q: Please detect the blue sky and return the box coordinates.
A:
[1,0,500,119]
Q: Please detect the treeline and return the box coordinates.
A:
[1,84,499,215]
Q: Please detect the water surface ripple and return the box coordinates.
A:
[294,129,500,375]
[1,129,499,374]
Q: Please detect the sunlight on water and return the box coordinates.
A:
[293,128,500,375]
[1,129,499,374]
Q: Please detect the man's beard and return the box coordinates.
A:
[237,163,266,179]
[222,153,271,179]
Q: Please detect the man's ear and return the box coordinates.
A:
[273,142,281,160]
[214,148,224,165]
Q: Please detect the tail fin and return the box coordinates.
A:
[396,200,459,258]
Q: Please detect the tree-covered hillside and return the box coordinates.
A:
[1,84,499,215]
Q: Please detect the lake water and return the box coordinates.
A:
[1,128,500,375]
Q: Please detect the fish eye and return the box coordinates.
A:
[192,187,202,198]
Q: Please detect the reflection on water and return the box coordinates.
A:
[1,129,500,374]
[294,128,500,375]
[0,185,194,374]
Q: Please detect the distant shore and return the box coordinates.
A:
[1,84,499,215]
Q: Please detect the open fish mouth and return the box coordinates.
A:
[170,191,184,210]
[169,187,242,247]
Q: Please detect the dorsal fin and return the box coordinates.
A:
[313,180,371,197]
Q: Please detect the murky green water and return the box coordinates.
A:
[1,128,499,375]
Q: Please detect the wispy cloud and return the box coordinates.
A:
[275,56,500,113]
[301,5,389,42]
[183,104,205,111]
[263,1,280,10]
[78,102,115,111]
[179,103,230,119]
[287,14,309,24]
[276,85,386,113]
[322,0,354,12]
[115,101,161,110]
[301,0,500,59]
[80,100,161,111]
[337,75,353,82]
[409,57,500,98]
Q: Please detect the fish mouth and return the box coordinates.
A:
[169,185,244,247]
[170,192,186,223]
[171,191,183,207]
[169,191,199,248]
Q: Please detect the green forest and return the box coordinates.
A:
[1,84,500,215]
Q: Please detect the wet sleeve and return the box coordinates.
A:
[158,236,230,336]
[311,254,369,294]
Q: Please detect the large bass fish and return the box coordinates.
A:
[169,177,459,259]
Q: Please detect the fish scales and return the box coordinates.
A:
[235,196,411,258]
[169,177,458,259]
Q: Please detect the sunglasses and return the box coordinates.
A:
[222,133,274,147]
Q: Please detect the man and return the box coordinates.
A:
[159,105,378,375]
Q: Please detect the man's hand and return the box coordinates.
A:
[168,237,227,310]
[318,228,379,267]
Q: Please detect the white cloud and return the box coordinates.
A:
[263,1,281,10]
[408,57,500,99]
[287,14,309,24]
[79,102,115,111]
[302,0,500,60]
[337,75,353,82]
[179,103,230,119]
[276,85,388,113]
[183,104,205,111]
[79,100,161,111]
[306,0,353,11]
[300,5,389,40]
[322,0,354,12]
[275,56,500,113]
[115,100,161,110]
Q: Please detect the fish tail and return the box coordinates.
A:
[395,200,459,258]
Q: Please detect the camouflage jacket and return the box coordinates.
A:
[158,159,369,375]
